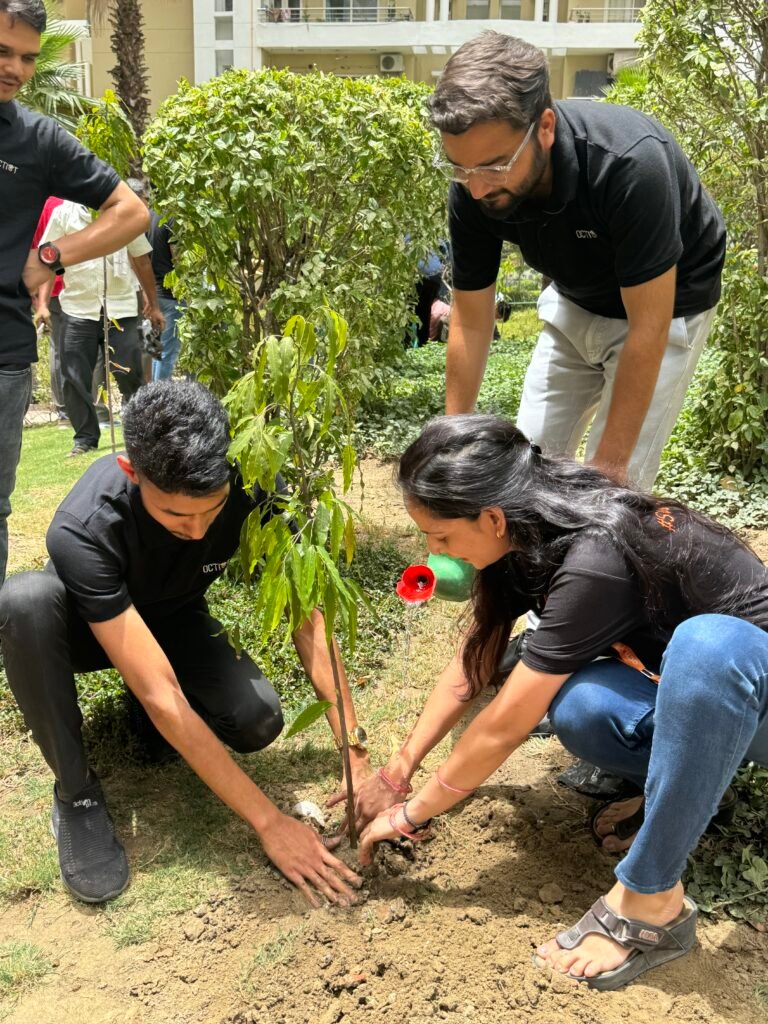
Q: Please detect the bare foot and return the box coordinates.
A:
[593,795,644,853]
[535,880,685,981]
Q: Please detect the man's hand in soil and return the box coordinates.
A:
[358,807,400,866]
[327,768,399,835]
[260,813,363,908]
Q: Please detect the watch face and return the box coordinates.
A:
[39,243,59,266]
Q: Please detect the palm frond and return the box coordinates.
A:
[18,2,97,131]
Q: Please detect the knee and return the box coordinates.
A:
[549,683,611,759]
[0,571,66,639]
[224,688,284,753]
[663,614,763,691]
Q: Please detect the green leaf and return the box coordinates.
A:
[342,444,356,492]
[284,700,334,739]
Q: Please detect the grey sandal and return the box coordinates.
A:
[533,894,698,991]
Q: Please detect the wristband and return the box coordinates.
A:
[388,804,431,842]
[435,769,475,796]
[377,766,412,795]
[402,799,432,834]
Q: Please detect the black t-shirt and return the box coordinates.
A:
[522,515,768,677]
[0,100,121,364]
[46,456,276,623]
[148,210,175,300]
[450,100,726,320]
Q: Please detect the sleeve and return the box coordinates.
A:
[46,512,133,623]
[604,137,684,289]
[522,540,646,675]
[44,122,121,212]
[127,233,152,258]
[39,203,65,246]
[449,183,504,291]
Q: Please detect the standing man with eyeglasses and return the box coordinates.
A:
[432,31,725,491]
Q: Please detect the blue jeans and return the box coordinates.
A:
[548,614,768,894]
[0,366,32,586]
[152,296,183,381]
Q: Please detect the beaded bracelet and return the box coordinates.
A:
[402,799,432,834]
[377,766,413,795]
[436,768,475,796]
[388,804,431,842]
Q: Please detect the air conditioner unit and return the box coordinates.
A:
[606,53,615,76]
[380,53,404,73]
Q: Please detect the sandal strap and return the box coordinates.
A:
[556,897,687,954]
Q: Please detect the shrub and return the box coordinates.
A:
[142,70,444,398]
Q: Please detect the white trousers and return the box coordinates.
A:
[516,285,717,491]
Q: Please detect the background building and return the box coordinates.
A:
[59,0,642,113]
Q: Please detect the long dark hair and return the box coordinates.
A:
[398,415,757,697]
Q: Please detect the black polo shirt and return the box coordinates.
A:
[449,100,726,320]
[0,100,120,364]
[519,519,768,677]
[46,455,277,624]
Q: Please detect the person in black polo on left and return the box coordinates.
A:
[0,0,148,587]
[0,381,369,907]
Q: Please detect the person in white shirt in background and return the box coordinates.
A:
[38,201,165,456]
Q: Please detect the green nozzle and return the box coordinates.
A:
[426,553,476,602]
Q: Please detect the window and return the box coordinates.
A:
[465,0,490,17]
[215,16,234,39]
[500,0,521,15]
[215,49,234,75]
[215,0,233,11]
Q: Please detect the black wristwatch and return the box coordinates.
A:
[38,241,65,276]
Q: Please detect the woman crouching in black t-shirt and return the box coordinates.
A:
[357,414,768,991]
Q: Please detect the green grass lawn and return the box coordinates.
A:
[8,423,124,575]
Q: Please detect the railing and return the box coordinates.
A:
[258,4,415,22]
[569,6,642,21]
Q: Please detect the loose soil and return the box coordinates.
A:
[1,458,767,1024]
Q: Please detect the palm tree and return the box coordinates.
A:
[87,0,150,140]
[19,3,96,132]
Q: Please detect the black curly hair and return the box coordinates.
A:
[122,381,231,496]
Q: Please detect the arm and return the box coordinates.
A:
[34,274,55,328]
[347,650,477,830]
[129,253,165,331]
[90,606,361,906]
[444,284,498,414]
[23,181,150,294]
[360,662,570,861]
[292,608,372,787]
[589,266,676,480]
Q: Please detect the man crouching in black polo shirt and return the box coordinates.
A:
[0,381,366,906]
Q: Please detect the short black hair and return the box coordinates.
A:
[0,1,47,33]
[122,381,231,496]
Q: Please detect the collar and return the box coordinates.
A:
[0,99,18,125]
[496,103,580,224]
[541,103,579,215]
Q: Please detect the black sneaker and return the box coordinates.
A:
[51,778,129,903]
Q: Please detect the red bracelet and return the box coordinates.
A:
[436,769,475,796]
[388,804,431,842]
[377,766,412,795]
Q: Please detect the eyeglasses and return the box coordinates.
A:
[434,121,537,184]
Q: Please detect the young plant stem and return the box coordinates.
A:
[328,638,358,849]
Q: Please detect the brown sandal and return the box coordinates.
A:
[591,785,738,851]
[532,895,698,991]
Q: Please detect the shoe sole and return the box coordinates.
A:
[49,820,129,904]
